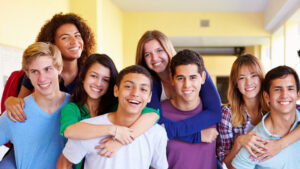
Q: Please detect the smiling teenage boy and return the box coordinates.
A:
[232,66,300,169]
[60,65,168,169]
[162,49,218,169]
[0,42,70,169]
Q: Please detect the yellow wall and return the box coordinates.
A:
[69,0,99,51]
[203,55,237,84]
[0,0,69,49]
[123,12,270,67]
[99,0,123,70]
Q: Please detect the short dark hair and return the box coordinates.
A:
[116,65,153,89]
[170,49,205,77]
[263,65,300,94]
[72,53,118,115]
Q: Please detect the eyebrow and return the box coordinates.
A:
[124,80,150,87]
[58,31,80,38]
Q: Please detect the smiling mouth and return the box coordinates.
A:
[183,90,193,94]
[245,87,256,91]
[152,62,162,66]
[38,83,50,89]
[278,101,291,105]
[91,87,102,93]
[127,99,141,105]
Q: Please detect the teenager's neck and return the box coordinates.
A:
[243,96,260,115]
[85,98,100,117]
[33,89,65,114]
[264,109,296,136]
[157,69,170,84]
[171,96,200,111]
[109,108,140,127]
[62,59,78,74]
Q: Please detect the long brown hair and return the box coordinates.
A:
[72,54,118,115]
[135,30,176,75]
[228,54,268,127]
[36,13,95,65]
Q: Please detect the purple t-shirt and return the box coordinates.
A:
[162,99,217,169]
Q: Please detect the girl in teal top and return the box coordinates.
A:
[58,54,159,169]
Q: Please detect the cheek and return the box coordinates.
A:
[144,57,152,68]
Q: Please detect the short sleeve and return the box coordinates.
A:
[232,147,256,169]
[150,127,168,169]
[0,112,11,145]
[60,102,83,136]
[63,139,87,164]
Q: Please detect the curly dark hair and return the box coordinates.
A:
[72,54,118,116]
[36,12,95,65]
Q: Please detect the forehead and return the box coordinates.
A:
[175,64,200,75]
[270,74,296,88]
[87,63,110,75]
[56,23,79,35]
[144,39,162,51]
[28,55,54,69]
[238,64,257,74]
[121,73,150,86]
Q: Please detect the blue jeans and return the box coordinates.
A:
[0,147,16,169]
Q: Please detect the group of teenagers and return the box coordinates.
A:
[0,12,299,169]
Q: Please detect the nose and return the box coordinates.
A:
[69,36,77,45]
[184,79,191,88]
[131,86,139,97]
[151,52,158,61]
[38,72,46,82]
[280,89,288,98]
[96,78,103,87]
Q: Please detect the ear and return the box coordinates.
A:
[297,90,300,101]
[113,85,119,97]
[263,91,270,104]
[200,71,206,85]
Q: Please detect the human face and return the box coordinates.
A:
[144,39,169,74]
[263,74,300,115]
[27,55,61,97]
[83,63,111,102]
[237,65,261,101]
[54,23,84,61]
[114,73,152,115]
[172,64,205,104]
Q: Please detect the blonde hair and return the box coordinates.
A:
[22,42,62,73]
[135,30,176,73]
[228,54,268,127]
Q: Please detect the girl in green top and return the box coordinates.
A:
[57,54,159,168]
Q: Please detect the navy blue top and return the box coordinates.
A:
[148,69,222,143]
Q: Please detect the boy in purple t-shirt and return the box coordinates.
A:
[161,49,218,169]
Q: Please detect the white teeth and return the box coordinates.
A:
[153,62,161,66]
[39,83,50,88]
[128,100,140,104]
[183,91,192,94]
[279,101,289,105]
[91,87,101,92]
[245,87,255,91]
[70,47,79,51]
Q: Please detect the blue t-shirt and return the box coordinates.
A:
[232,110,300,169]
[0,94,70,169]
